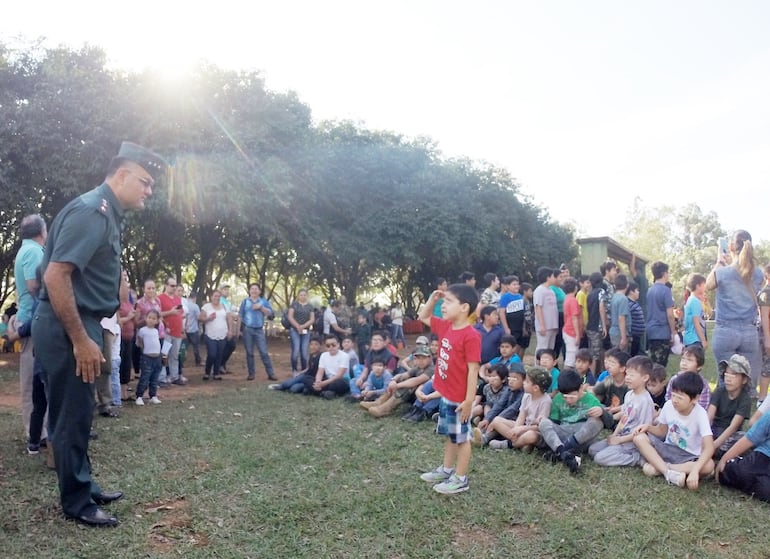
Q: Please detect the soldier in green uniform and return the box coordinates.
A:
[32,142,168,527]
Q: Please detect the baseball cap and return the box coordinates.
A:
[415,335,429,346]
[414,345,431,357]
[718,354,751,378]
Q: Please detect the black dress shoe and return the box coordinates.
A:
[93,491,123,505]
[70,507,119,527]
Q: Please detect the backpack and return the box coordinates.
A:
[281,308,292,330]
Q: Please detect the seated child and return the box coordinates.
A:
[665,345,711,410]
[360,358,393,401]
[471,363,524,446]
[539,369,604,474]
[589,355,655,466]
[478,335,521,383]
[362,345,433,418]
[302,334,350,398]
[398,335,430,371]
[592,347,630,427]
[633,371,715,489]
[270,336,322,392]
[537,348,560,395]
[647,364,668,417]
[716,404,770,502]
[708,354,752,458]
[488,366,553,450]
[402,374,441,422]
[342,335,360,371]
[574,348,597,386]
[471,364,509,426]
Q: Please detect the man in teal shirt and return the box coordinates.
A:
[14,214,46,443]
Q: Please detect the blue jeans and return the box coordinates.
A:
[276,374,311,393]
[137,354,161,398]
[186,331,202,365]
[243,326,275,379]
[205,337,226,377]
[413,379,440,415]
[712,321,761,388]
[110,358,121,406]
[289,328,310,372]
[391,324,406,348]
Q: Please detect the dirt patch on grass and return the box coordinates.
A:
[143,496,209,552]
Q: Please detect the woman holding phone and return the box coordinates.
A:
[707,229,764,395]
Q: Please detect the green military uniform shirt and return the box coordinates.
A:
[39,182,124,318]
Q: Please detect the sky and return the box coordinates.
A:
[3,1,770,244]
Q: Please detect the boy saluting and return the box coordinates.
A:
[417,284,481,494]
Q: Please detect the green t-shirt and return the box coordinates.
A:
[710,386,751,429]
[549,391,601,424]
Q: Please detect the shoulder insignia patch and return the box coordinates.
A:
[99,198,109,214]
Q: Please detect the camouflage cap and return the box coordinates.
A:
[414,345,432,357]
[718,354,751,378]
[527,366,552,393]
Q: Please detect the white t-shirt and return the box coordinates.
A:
[390,307,404,326]
[658,400,713,456]
[202,303,229,340]
[137,326,162,355]
[318,350,349,380]
[323,307,338,334]
[758,398,770,415]
[519,393,552,426]
[100,313,122,358]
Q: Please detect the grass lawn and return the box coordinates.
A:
[0,329,766,558]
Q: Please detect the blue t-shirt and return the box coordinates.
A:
[499,292,525,334]
[14,239,45,325]
[474,323,504,364]
[609,292,631,338]
[747,412,770,458]
[645,282,673,341]
[683,296,705,346]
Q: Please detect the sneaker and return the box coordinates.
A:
[431,412,439,422]
[642,462,660,477]
[488,439,510,450]
[406,410,427,423]
[150,396,162,405]
[27,443,41,455]
[563,453,582,474]
[433,474,470,495]
[135,397,145,406]
[420,466,454,483]
[268,383,282,390]
[471,427,484,447]
[664,468,686,487]
[171,378,187,386]
[321,390,336,400]
[542,449,560,463]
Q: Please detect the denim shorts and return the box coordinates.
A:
[436,397,470,444]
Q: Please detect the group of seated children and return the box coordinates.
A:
[269,324,770,503]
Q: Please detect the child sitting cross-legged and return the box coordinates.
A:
[471,364,510,429]
[471,363,525,447]
[360,358,393,402]
[488,366,553,451]
[537,348,560,396]
[592,347,630,428]
[478,335,521,383]
[647,363,668,418]
[539,369,604,474]
[633,371,715,489]
[574,348,597,386]
[709,354,752,458]
[588,355,655,466]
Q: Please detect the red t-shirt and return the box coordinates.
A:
[563,294,582,338]
[430,316,481,402]
[158,293,184,338]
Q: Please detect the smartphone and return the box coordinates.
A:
[718,236,728,258]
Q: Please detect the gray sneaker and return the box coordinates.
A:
[433,474,469,495]
[420,466,454,483]
[488,439,510,450]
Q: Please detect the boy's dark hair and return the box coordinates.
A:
[578,274,589,284]
[342,335,354,343]
[589,271,603,288]
[323,334,338,344]
[651,260,669,280]
[480,305,497,321]
[371,330,387,340]
[500,334,517,348]
[527,366,552,393]
[459,271,475,283]
[520,282,533,293]
[370,357,386,366]
[562,277,578,294]
[557,369,583,394]
[536,266,553,284]
[650,364,667,383]
[627,281,639,293]
[482,272,497,288]
[445,283,479,314]
[490,363,509,382]
[626,355,653,377]
[436,277,446,286]
[600,261,618,275]
[429,333,439,341]
[614,274,628,292]
[687,273,706,292]
[537,348,556,361]
[310,334,323,345]
[502,275,519,285]
[575,348,593,364]
[605,347,630,367]
[682,344,705,367]
[670,371,704,399]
